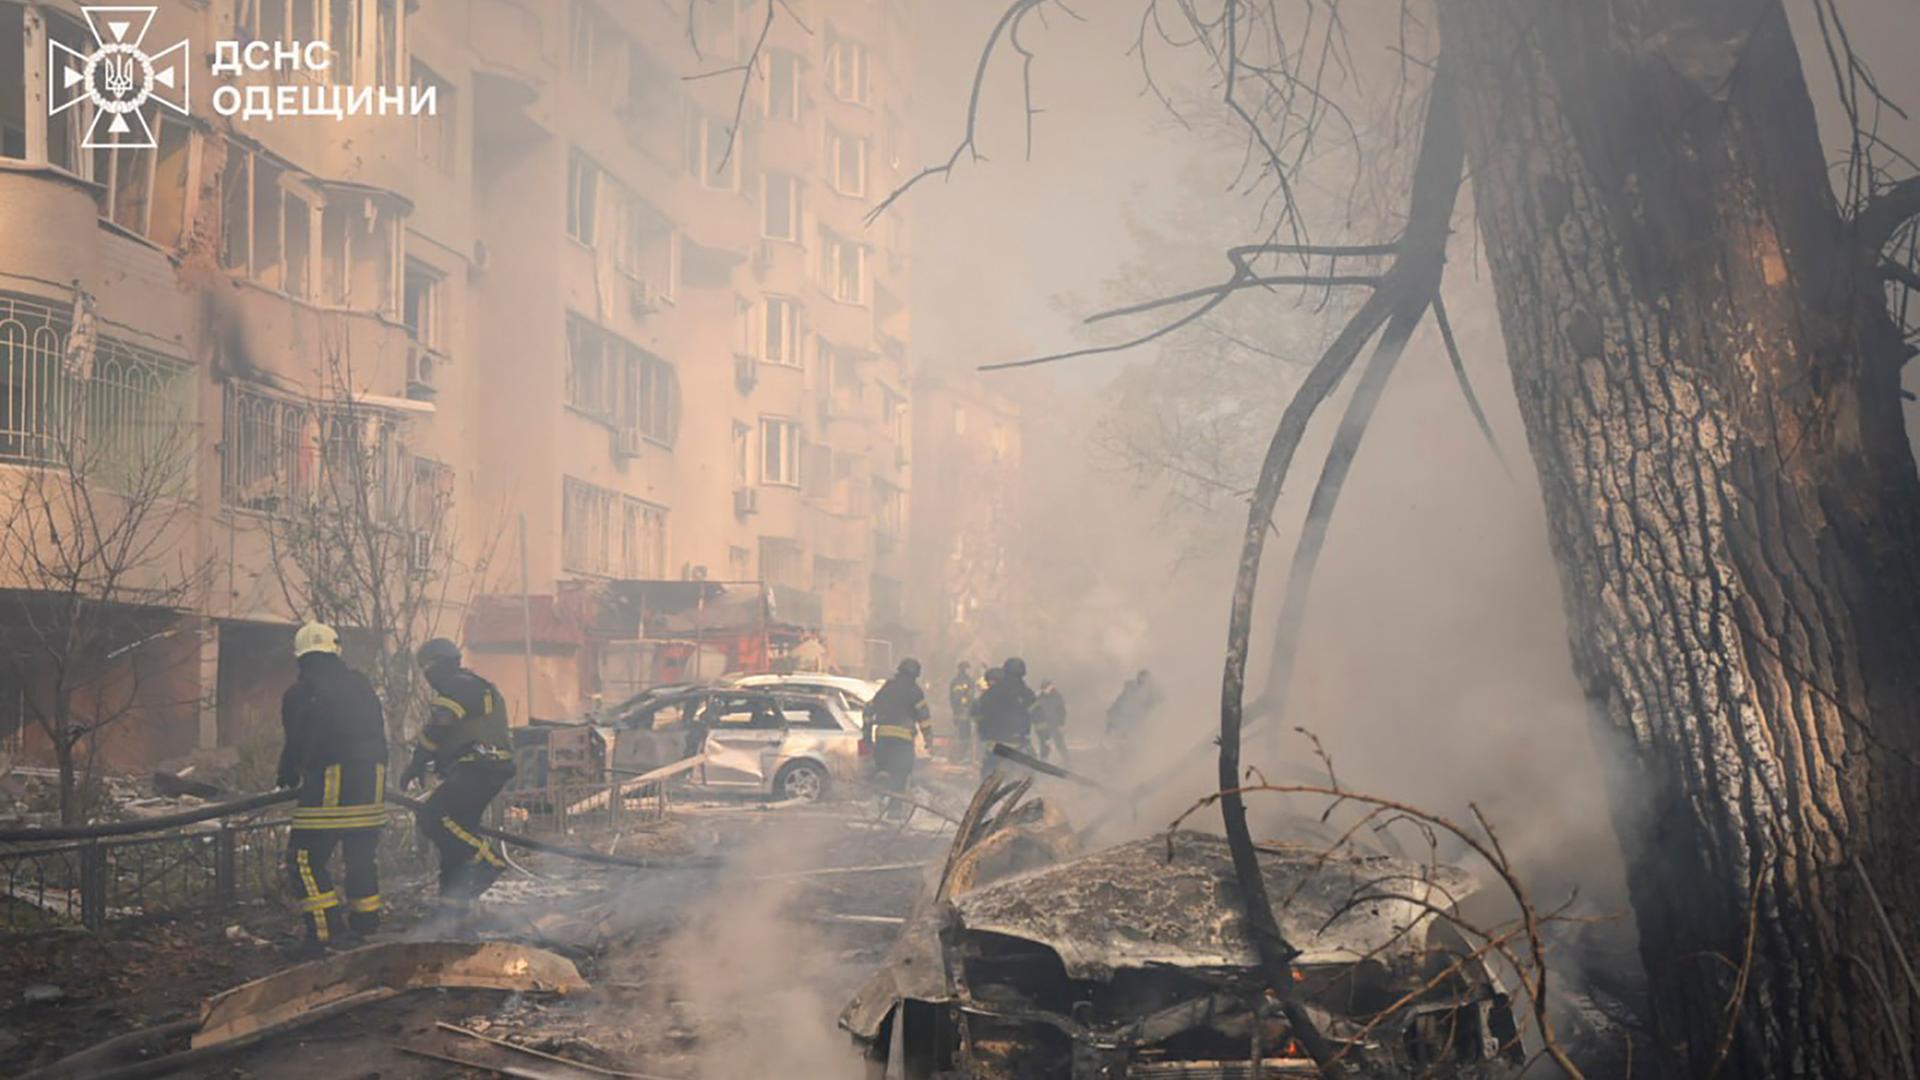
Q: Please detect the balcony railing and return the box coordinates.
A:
[0,292,194,472]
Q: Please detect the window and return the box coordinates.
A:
[221,144,321,299]
[685,114,740,191]
[762,296,799,365]
[563,477,614,577]
[624,45,683,164]
[568,0,623,94]
[44,13,92,175]
[616,189,679,301]
[759,536,804,589]
[413,62,453,172]
[767,49,801,121]
[567,148,599,244]
[318,192,400,310]
[732,421,750,486]
[564,476,668,578]
[89,115,192,248]
[1,9,22,159]
[760,417,800,486]
[566,314,682,446]
[827,35,870,104]
[762,173,801,241]
[884,109,903,169]
[238,0,369,83]
[827,130,867,197]
[820,232,866,304]
[403,260,444,350]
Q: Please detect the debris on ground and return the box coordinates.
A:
[844,776,1530,1078]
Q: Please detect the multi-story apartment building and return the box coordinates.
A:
[0,0,913,764]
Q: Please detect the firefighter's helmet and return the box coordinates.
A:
[293,622,340,658]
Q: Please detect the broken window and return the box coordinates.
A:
[563,476,667,579]
[567,147,599,245]
[44,12,92,177]
[283,191,313,299]
[760,416,800,487]
[413,60,453,172]
[562,476,617,577]
[566,314,680,447]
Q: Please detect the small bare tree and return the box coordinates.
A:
[254,346,478,743]
[0,295,210,823]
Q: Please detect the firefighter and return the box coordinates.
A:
[1031,680,1069,764]
[400,638,516,914]
[279,622,388,954]
[948,661,978,762]
[865,658,933,817]
[974,657,1037,779]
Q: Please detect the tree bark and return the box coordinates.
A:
[1434,0,1920,1074]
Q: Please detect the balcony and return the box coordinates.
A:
[0,291,196,474]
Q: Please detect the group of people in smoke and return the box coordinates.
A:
[861,654,1161,812]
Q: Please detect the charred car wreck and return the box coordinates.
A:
[842,778,1527,1078]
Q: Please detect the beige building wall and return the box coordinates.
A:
[0,0,917,754]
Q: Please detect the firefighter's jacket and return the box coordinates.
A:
[975,677,1038,744]
[411,667,514,777]
[948,671,977,716]
[279,653,389,831]
[866,675,932,744]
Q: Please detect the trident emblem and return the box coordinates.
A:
[47,7,190,150]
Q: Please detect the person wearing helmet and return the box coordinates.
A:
[1030,679,1069,764]
[973,656,1037,779]
[864,658,932,818]
[401,638,516,913]
[947,661,978,764]
[279,622,388,954]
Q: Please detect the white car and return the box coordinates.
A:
[610,684,868,801]
[729,673,884,712]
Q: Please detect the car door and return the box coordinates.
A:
[610,695,698,777]
[697,693,787,787]
[774,695,861,781]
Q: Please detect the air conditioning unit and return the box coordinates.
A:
[685,563,709,581]
[613,427,643,458]
[734,486,760,516]
[405,346,441,401]
[734,352,759,392]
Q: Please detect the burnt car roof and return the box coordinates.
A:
[951,830,1478,980]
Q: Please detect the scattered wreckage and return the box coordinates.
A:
[842,777,1528,1078]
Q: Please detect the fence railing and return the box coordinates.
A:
[0,777,672,933]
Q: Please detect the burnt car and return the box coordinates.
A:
[608,684,867,801]
[842,779,1528,1078]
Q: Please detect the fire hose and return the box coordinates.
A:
[0,784,717,871]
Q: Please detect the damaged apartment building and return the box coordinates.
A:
[0,0,921,768]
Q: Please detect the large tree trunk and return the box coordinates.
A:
[1435,0,1920,1074]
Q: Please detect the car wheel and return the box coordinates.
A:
[776,760,829,802]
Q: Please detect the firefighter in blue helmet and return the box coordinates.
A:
[401,638,516,914]
[865,658,933,817]
[279,622,388,954]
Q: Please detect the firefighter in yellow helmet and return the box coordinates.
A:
[401,638,516,914]
[279,622,388,955]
